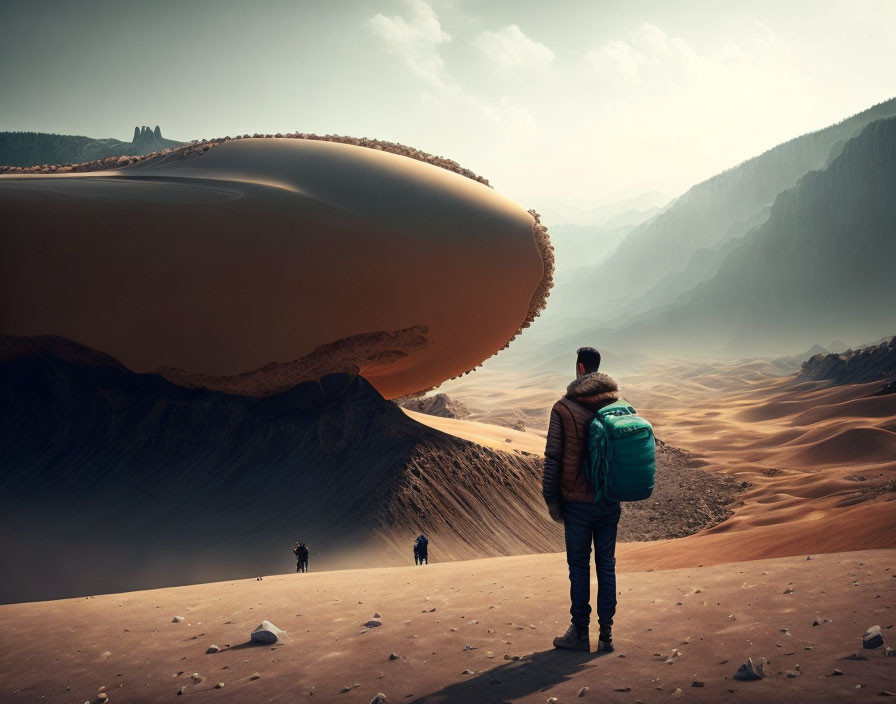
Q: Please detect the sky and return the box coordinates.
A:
[1,0,894,216]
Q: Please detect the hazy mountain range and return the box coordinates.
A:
[510,97,896,369]
[588,114,896,355]
[0,125,181,167]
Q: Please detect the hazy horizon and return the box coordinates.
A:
[1,0,894,210]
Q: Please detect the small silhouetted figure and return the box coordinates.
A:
[414,534,429,565]
[294,542,309,573]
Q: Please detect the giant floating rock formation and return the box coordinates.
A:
[0,135,554,399]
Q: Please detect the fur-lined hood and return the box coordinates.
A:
[564,371,619,410]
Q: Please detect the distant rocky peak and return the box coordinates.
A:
[132,124,164,145]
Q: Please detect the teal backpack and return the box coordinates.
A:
[583,398,655,502]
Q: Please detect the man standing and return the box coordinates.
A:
[414,534,429,565]
[294,542,309,573]
[543,347,621,653]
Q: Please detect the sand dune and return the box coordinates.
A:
[432,357,896,564]
[2,337,744,604]
[0,549,892,704]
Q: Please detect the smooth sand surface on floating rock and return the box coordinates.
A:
[0,138,552,399]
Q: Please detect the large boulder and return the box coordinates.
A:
[0,136,553,400]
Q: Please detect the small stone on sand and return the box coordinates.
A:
[388,653,399,660]
[251,621,286,644]
[364,620,382,628]
[206,645,220,654]
[215,682,224,689]
[172,616,185,623]
[863,625,885,649]
[733,657,766,681]
[370,695,388,704]
[578,686,589,696]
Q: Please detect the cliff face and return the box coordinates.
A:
[798,336,896,387]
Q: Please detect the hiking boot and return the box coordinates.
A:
[553,624,590,651]
[596,630,614,653]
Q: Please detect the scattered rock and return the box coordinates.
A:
[370,695,388,704]
[248,674,260,681]
[364,620,383,628]
[251,621,286,644]
[462,669,475,675]
[692,681,705,687]
[190,673,202,683]
[578,686,589,696]
[733,657,766,681]
[215,682,225,689]
[463,644,476,651]
[206,645,220,654]
[341,684,359,693]
[172,616,185,623]
[880,691,895,697]
[885,646,895,657]
[812,617,831,626]
[863,625,885,649]
[388,653,399,661]
[830,669,844,676]
[670,688,683,697]
[374,612,381,618]
[546,698,558,704]
[614,686,631,692]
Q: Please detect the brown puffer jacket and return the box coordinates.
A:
[542,372,620,508]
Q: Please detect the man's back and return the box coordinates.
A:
[542,347,622,654]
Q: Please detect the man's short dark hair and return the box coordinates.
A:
[576,346,601,374]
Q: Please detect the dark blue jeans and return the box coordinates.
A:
[563,500,621,632]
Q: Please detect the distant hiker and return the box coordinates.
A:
[294,542,309,573]
[414,534,429,565]
[542,346,655,653]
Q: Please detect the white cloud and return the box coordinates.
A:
[473,24,555,70]
[369,0,452,86]
[585,39,653,84]
[632,23,670,56]
[583,22,779,86]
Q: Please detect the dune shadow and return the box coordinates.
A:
[412,648,609,703]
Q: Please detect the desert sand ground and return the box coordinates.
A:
[3,361,893,703]
[0,549,892,704]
